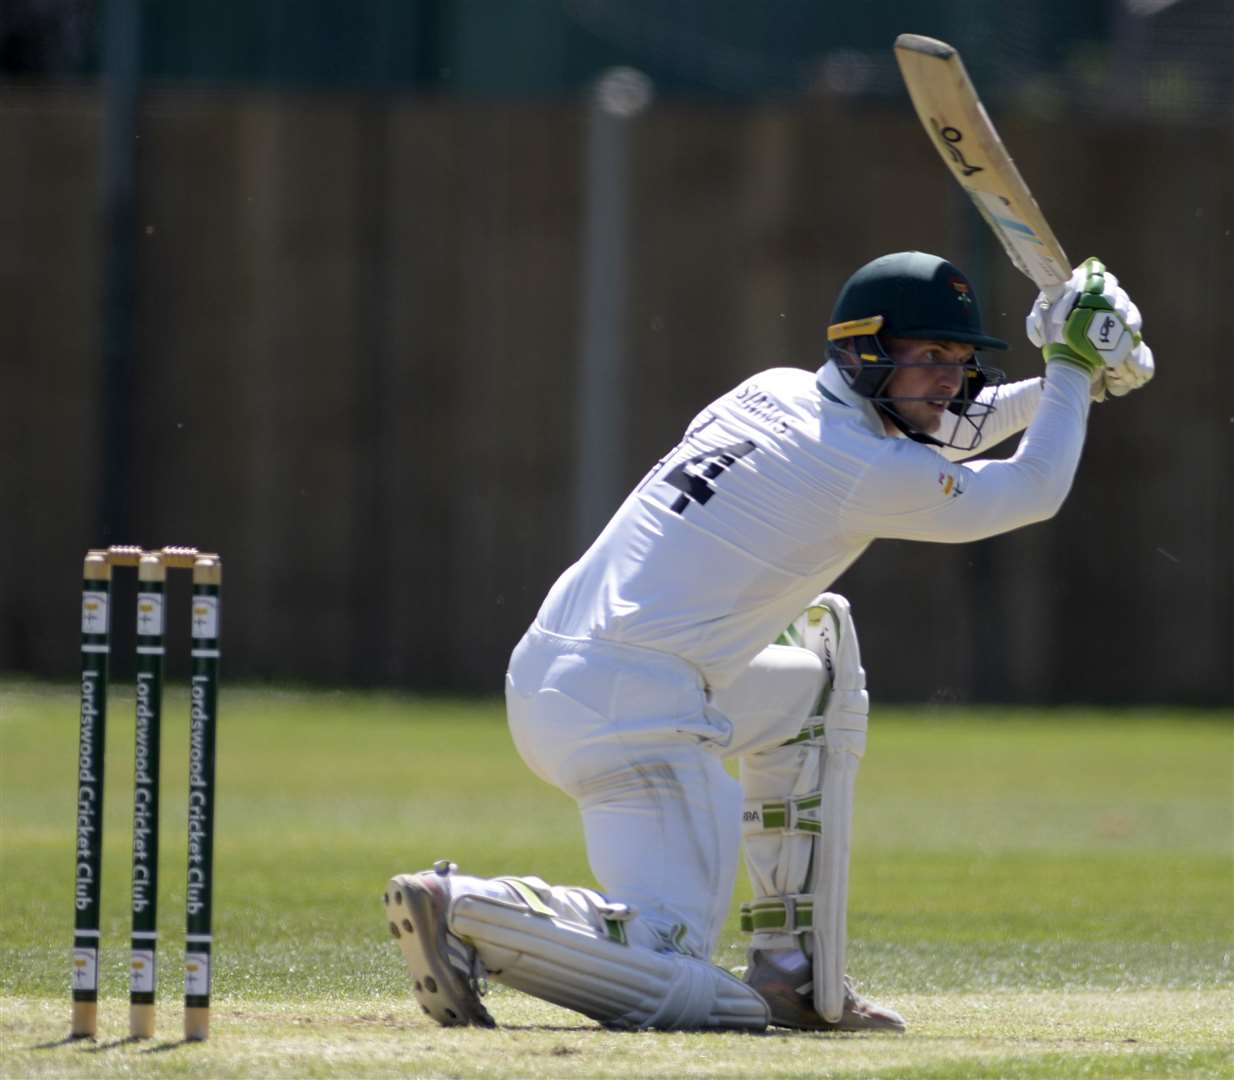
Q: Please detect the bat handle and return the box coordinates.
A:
[1042,283,1067,303]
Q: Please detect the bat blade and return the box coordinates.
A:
[894,33,1070,296]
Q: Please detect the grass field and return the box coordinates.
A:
[1,679,1230,1078]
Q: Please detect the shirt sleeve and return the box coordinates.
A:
[844,363,1091,543]
[937,376,1045,463]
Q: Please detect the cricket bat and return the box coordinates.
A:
[894,34,1071,299]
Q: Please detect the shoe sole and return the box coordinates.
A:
[384,873,496,1028]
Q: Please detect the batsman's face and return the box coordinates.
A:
[882,338,972,435]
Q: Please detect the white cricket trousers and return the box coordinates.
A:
[505,623,823,961]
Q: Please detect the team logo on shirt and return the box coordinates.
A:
[937,469,967,497]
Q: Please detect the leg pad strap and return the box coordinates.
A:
[739,895,814,934]
[743,790,822,836]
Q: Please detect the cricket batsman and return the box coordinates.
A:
[384,251,1153,1032]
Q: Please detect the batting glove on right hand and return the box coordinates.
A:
[1025,258,1150,397]
[1097,340,1154,401]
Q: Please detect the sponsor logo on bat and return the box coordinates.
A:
[989,212,1040,240]
[930,120,983,177]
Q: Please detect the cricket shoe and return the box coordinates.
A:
[744,949,906,1033]
[384,862,495,1027]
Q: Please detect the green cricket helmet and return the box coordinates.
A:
[824,251,1008,450]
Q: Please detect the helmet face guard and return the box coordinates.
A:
[824,252,1010,451]
[827,327,1007,452]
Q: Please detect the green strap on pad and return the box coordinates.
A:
[497,876,631,946]
[740,896,814,934]
[744,793,823,836]
[781,718,826,748]
[498,876,556,917]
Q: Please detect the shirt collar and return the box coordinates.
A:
[816,360,889,437]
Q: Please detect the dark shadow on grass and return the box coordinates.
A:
[497,1024,612,1033]
[31,1034,196,1054]
[83,1035,150,1052]
[495,1024,843,1038]
[32,1034,88,1050]
[32,1034,153,1052]
[46,1036,145,1051]
[139,1038,198,1054]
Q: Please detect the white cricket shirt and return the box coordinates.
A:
[537,360,1091,688]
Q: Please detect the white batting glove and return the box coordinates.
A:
[1025,258,1151,400]
[1096,341,1155,401]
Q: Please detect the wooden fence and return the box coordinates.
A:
[2,87,1230,702]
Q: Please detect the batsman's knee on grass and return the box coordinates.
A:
[382,226,1153,1034]
[384,594,900,1032]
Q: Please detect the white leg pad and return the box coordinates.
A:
[740,593,867,1024]
[814,691,865,1022]
[448,892,769,1030]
